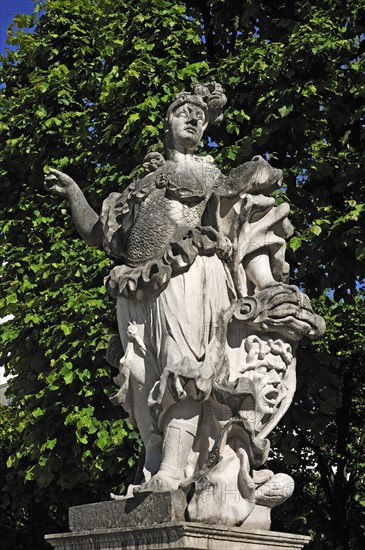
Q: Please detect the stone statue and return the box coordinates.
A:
[45,82,325,529]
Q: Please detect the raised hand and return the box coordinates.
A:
[44,168,76,198]
[43,168,102,246]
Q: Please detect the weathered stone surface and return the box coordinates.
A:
[45,81,325,527]
[69,491,186,532]
[242,505,271,530]
[46,522,311,550]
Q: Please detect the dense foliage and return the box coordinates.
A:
[0,405,67,549]
[0,1,364,548]
[270,295,365,548]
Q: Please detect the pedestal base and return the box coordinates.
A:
[46,521,310,550]
[46,494,310,549]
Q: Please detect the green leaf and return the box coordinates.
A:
[289,236,302,252]
[310,225,322,236]
[60,323,72,336]
[278,105,293,117]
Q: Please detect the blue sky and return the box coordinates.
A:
[0,0,36,56]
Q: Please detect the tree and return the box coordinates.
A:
[0,405,66,550]
[0,0,364,548]
[270,295,365,549]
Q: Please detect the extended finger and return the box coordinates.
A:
[265,292,299,310]
[265,314,318,337]
[265,316,312,338]
[47,168,63,177]
[267,305,316,322]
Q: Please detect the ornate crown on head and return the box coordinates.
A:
[166,82,227,126]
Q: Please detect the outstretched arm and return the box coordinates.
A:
[44,168,103,247]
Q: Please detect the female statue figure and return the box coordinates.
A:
[45,83,324,527]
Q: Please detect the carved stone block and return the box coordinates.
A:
[46,522,310,550]
[69,491,186,532]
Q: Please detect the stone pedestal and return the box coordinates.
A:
[68,491,186,531]
[45,494,310,550]
[46,522,310,549]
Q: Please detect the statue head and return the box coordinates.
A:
[164,82,227,157]
[239,337,292,429]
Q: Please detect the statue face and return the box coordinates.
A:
[242,354,287,417]
[170,103,207,150]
